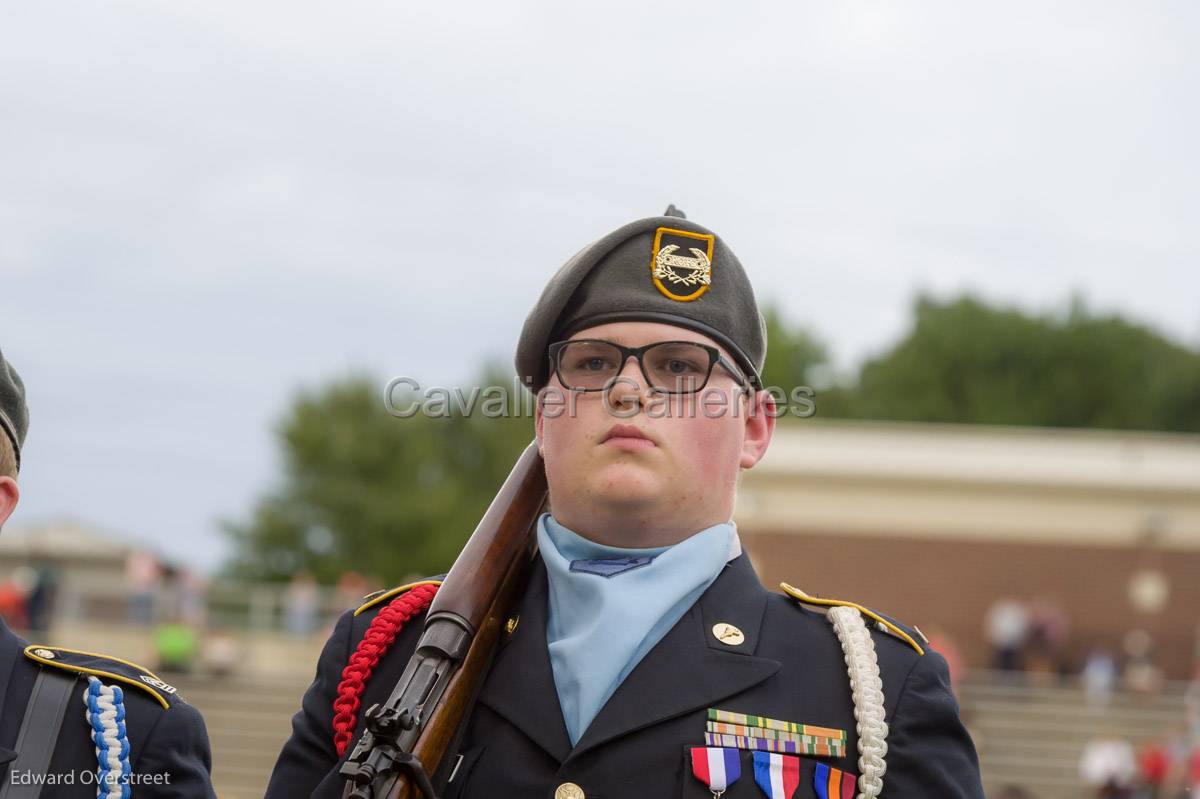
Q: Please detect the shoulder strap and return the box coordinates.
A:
[354,579,444,617]
[826,606,889,799]
[22,645,177,708]
[781,583,925,656]
[0,668,76,799]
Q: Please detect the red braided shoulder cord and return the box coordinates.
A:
[331,583,439,756]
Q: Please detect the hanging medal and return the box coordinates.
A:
[690,746,742,797]
[752,751,801,798]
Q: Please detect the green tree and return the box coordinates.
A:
[224,370,532,584]
[828,294,1200,432]
[759,306,830,394]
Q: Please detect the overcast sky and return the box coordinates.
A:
[2,1,1197,573]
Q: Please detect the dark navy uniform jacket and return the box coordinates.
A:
[267,555,984,799]
[0,617,216,798]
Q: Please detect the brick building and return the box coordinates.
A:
[735,420,1200,678]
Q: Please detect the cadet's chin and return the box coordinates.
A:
[588,461,663,504]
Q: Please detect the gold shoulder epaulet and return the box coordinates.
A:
[23,645,180,708]
[354,579,443,617]
[780,583,927,656]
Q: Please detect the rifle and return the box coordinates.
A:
[340,441,547,799]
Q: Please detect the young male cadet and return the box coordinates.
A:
[266,208,985,799]
[0,346,217,798]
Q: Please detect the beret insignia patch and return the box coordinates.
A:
[650,226,714,302]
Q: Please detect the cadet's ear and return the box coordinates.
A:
[0,475,20,529]
[739,389,776,469]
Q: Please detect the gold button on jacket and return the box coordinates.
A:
[554,782,585,799]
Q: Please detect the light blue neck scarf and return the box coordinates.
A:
[538,513,739,745]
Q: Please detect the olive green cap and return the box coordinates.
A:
[515,206,766,391]
[0,346,28,470]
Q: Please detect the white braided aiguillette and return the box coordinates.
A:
[827,605,888,799]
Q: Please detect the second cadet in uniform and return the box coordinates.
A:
[266,208,985,798]
[0,346,217,798]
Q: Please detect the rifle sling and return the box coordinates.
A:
[0,668,76,799]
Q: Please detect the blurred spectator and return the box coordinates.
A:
[126,549,162,626]
[0,573,27,628]
[1123,629,1164,696]
[926,626,965,693]
[8,565,37,627]
[1026,596,1069,679]
[153,620,199,674]
[1138,725,1192,799]
[1138,737,1170,798]
[202,629,240,679]
[285,570,320,636]
[177,567,207,628]
[985,597,1030,673]
[335,571,370,615]
[1079,731,1137,798]
[1188,747,1200,795]
[24,562,57,633]
[1082,645,1119,711]
[1152,729,1200,796]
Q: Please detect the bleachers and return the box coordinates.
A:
[959,673,1190,798]
[174,672,314,799]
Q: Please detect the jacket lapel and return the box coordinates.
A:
[475,560,574,763]
[569,554,780,760]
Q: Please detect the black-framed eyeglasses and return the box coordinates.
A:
[548,339,753,395]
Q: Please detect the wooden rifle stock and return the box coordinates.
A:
[341,441,547,799]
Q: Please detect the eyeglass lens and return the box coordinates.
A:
[557,341,713,393]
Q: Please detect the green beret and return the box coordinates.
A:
[515,207,766,391]
[0,346,28,469]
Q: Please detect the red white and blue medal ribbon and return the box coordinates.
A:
[690,746,742,797]
[752,751,801,798]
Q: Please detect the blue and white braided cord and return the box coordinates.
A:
[83,677,132,799]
